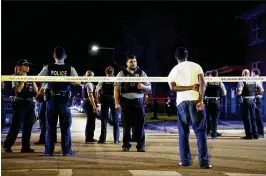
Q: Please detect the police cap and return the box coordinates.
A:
[17,59,33,66]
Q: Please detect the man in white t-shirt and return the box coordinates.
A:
[168,47,212,169]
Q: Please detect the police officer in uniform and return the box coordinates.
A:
[3,59,38,153]
[251,68,264,138]
[96,66,120,144]
[38,46,79,156]
[205,70,227,139]
[237,69,263,140]
[114,55,151,152]
[82,70,98,143]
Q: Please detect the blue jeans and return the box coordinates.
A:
[177,101,210,167]
[255,97,264,136]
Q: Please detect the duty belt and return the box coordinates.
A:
[52,91,67,96]
[242,96,255,100]
[10,96,35,102]
[205,97,220,100]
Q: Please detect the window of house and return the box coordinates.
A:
[251,16,261,43]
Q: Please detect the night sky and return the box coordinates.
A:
[1,1,262,77]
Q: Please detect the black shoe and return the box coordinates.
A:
[34,141,45,145]
[85,139,97,143]
[4,147,12,153]
[241,136,252,140]
[21,148,34,153]
[122,147,130,152]
[137,148,146,152]
[200,164,213,169]
[217,133,222,137]
[114,141,120,144]
[97,140,106,144]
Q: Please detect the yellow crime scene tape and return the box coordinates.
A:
[1,75,266,82]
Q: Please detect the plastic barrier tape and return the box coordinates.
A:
[1,75,266,82]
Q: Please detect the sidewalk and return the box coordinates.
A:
[145,121,266,134]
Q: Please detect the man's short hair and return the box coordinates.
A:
[175,47,188,60]
[105,66,114,75]
[126,55,137,61]
[251,68,260,76]
[211,70,218,77]
[205,71,211,76]
[54,46,66,60]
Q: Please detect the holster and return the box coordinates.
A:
[44,89,52,101]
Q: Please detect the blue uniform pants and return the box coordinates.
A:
[99,95,120,142]
[206,99,220,138]
[255,97,264,136]
[1,96,6,131]
[242,99,258,138]
[177,101,210,167]
[3,100,35,149]
[83,101,97,142]
[121,97,145,149]
[45,96,72,155]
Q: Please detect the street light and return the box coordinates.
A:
[90,45,116,62]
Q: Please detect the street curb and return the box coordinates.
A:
[145,124,266,134]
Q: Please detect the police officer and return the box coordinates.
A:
[114,55,151,152]
[205,70,227,139]
[38,46,79,156]
[3,59,38,153]
[82,70,98,143]
[96,66,120,144]
[236,69,263,139]
[251,68,264,138]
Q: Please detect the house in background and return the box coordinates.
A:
[239,4,266,75]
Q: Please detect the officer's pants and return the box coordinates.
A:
[121,97,145,149]
[206,99,220,138]
[45,96,72,155]
[83,101,96,142]
[177,101,210,167]
[255,98,264,136]
[4,100,35,149]
[38,101,57,143]
[242,99,258,138]
[1,97,6,131]
[99,96,119,142]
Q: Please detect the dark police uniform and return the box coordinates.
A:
[255,81,264,138]
[205,82,226,138]
[3,74,36,152]
[82,82,97,142]
[38,61,78,156]
[237,81,260,139]
[97,82,120,143]
[115,68,151,151]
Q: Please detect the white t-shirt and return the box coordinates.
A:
[168,61,204,107]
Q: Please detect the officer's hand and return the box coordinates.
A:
[192,84,200,91]
[196,101,204,111]
[93,106,97,113]
[137,83,144,89]
[115,103,121,110]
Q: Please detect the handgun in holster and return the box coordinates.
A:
[66,91,72,107]
[44,89,52,101]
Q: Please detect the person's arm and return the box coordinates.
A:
[256,81,264,95]
[13,81,25,93]
[86,83,97,112]
[220,82,227,96]
[70,67,80,86]
[114,72,123,109]
[137,71,151,91]
[169,82,194,92]
[198,73,205,102]
[95,82,103,102]
[236,82,243,95]
[32,82,38,93]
